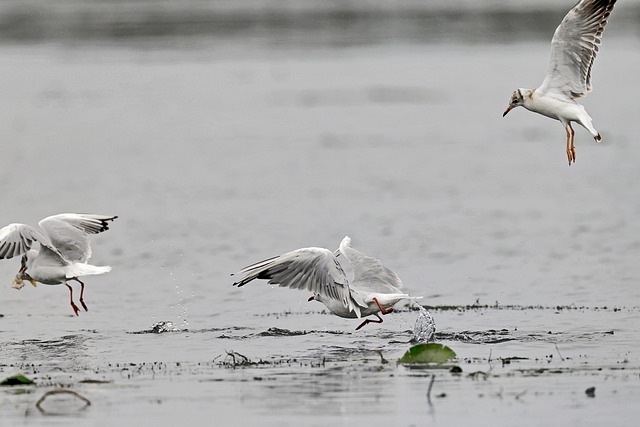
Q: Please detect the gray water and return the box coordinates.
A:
[1,1,640,426]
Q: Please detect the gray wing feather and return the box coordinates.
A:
[0,223,62,260]
[539,0,616,99]
[39,214,117,263]
[36,245,69,268]
[232,247,362,312]
[339,242,404,294]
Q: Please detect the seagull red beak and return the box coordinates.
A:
[503,105,513,117]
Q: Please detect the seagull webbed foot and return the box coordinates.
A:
[70,301,81,316]
[65,283,81,316]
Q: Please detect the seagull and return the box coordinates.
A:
[231,236,415,330]
[0,213,118,315]
[503,0,617,165]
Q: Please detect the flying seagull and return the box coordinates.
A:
[232,236,415,330]
[0,213,118,315]
[503,0,617,165]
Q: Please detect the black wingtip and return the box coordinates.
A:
[98,216,119,232]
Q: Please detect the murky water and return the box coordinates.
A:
[1,1,640,426]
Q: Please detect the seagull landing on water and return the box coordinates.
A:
[0,213,118,316]
[503,0,617,165]
[231,236,418,331]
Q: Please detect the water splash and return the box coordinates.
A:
[411,306,436,343]
[128,321,181,334]
[172,282,190,329]
[151,321,180,333]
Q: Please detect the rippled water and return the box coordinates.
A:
[1,2,640,425]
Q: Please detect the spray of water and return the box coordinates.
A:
[411,305,436,343]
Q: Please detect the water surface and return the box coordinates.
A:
[1,2,640,425]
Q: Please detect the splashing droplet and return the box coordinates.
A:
[412,306,436,343]
[151,321,179,333]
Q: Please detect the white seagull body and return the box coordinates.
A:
[503,0,617,165]
[232,236,413,330]
[0,213,118,315]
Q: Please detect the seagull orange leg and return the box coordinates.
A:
[565,125,572,166]
[569,124,576,164]
[72,278,88,312]
[373,297,394,315]
[65,283,81,316]
[355,313,383,331]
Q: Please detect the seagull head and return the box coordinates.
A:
[503,88,526,117]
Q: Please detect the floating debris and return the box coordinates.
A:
[215,350,271,369]
[0,374,34,386]
[426,374,436,406]
[151,321,181,333]
[78,379,112,384]
[222,350,252,368]
[411,306,436,343]
[128,321,182,334]
[257,327,307,337]
[245,327,346,338]
[398,343,456,365]
[585,386,596,398]
[36,389,91,414]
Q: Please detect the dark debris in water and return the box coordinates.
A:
[244,327,347,338]
[256,310,323,318]
[36,389,91,414]
[437,328,616,345]
[256,327,308,337]
[78,379,112,384]
[128,321,183,334]
[215,350,267,368]
[211,350,322,369]
[421,302,635,313]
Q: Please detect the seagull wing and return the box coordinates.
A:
[38,214,117,263]
[0,223,63,260]
[538,0,616,100]
[338,237,404,294]
[232,247,364,314]
[35,245,70,268]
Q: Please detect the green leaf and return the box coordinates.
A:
[0,374,35,386]
[398,343,456,365]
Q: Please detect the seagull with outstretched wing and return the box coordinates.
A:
[503,0,617,165]
[0,213,118,315]
[232,236,417,330]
